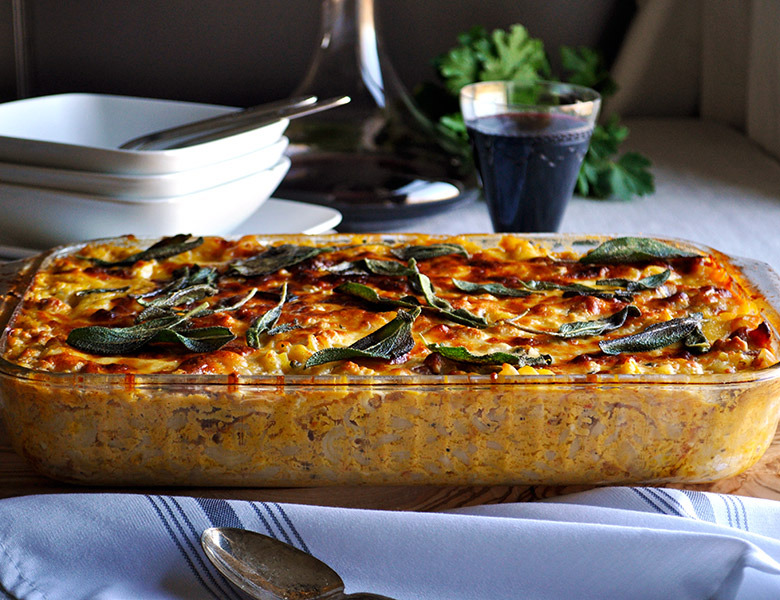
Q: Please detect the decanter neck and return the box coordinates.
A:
[295,0,386,106]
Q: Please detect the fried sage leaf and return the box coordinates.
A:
[452,279,533,298]
[136,283,219,322]
[135,265,218,302]
[328,258,417,277]
[75,286,130,297]
[511,305,641,338]
[391,243,469,262]
[580,237,699,264]
[230,244,333,277]
[86,234,204,267]
[520,280,633,302]
[597,269,671,292]
[409,261,488,328]
[557,305,641,338]
[246,283,288,348]
[335,281,420,310]
[427,343,552,367]
[598,312,709,355]
[148,326,236,353]
[67,314,234,355]
[305,307,420,368]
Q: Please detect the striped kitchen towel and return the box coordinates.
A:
[1,488,780,600]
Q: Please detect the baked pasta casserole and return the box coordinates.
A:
[1,234,779,486]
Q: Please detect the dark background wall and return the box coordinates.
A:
[1,0,634,106]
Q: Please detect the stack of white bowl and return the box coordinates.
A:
[0,93,291,249]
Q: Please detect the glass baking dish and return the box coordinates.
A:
[1,234,779,487]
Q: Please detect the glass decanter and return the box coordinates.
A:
[275,0,475,227]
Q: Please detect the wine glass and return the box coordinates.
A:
[460,80,601,232]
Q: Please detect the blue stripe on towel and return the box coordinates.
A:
[145,496,224,600]
[195,497,243,529]
[642,489,686,517]
[170,497,244,600]
[248,502,277,537]
[250,502,298,549]
[156,496,243,600]
[735,496,750,531]
[630,488,685,516]
[652,489,692,518]
[271,502,310,554]
[719,494,736,528]
[629,488,665,514]
[724,494,749,531]
[679,490,717,523]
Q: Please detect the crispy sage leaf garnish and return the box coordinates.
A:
[452,279,533,297]
[209,288,257,314]
[146,326,236,353]
[305,307,421,368]
[427,343,552,367]
[230,244,332,277]
[597,269,671,292]
[391,243,469,262]
[557,305,641,338]
[409,260,488,328]
[266,321,301,336]
[246,283,288,348]
[510,305,641,338]
[598,313,709,355]
[136,283,219,322]
[335,281,420,310]
[520,280,633,302]
[328,258,417,277]
[67,312,234,355]
[580,237,699,264]
[85,234,204,267]
[75,286,130,297]
[135,265,218,302]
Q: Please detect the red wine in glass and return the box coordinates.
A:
[467,112,593,232]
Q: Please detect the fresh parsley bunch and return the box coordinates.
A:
[415,25,654,201]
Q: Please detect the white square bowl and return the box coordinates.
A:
[0,93,288,175]
[0,157,291,248]
[0,137,288,199]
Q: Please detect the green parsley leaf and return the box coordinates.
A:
[559,46,618,98]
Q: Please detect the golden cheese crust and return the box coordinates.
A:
[2,234,777,377]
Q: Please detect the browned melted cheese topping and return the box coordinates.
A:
[3,234,778,377]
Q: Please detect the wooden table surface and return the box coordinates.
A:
[3,420,780,511]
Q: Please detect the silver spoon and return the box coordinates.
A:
[201,526,397,600]
[120,95,350,151]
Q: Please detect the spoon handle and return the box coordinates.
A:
[119,95,316,150]
[343,594,399,600]
[161,95,350,150]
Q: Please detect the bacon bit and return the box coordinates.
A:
[80,362,133,374]
[568,265,609,280]
[228,343,256,357]
[578,294,609,316]
[655,291,690,309]
[711,334,749,353]
[747,322,772,348]
[35,296,68,312]
[511,335,540,347]
[423,351,445,374]
[84,265,132,279]
[88,308,121,323]
[673,256,706,275]
[699,285,732,298]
